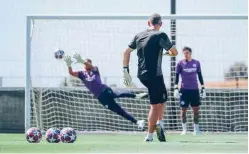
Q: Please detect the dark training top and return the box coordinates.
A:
[128,29,173,79]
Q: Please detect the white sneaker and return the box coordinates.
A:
[193,130,201,135]
[181,130,187,135]
[144,137,153,142]
[144,133,153,142]
[135,93,148,99]
[137,120,145,130]
[193,124,201,135]
[181,123,187,135]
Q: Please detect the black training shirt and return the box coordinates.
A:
[128,29,173,79]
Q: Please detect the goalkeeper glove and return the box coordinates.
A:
[73,53,85,64]
[64,55,73,67]
[173,85,180,99]
[200,86,206,98]
[123,67,132,86]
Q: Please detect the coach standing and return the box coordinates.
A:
[122,13,178,142]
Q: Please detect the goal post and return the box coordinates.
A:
[25,15,248,132]
[25,16,32,131]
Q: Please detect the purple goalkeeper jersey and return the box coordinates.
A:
[176,59,201,90]
[78,67,108,97]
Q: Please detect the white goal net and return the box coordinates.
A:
[26,15,248,132]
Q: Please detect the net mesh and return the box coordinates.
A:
[29,17,248,132]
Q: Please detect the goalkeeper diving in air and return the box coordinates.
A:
[64,53,145,130]
[174,47,206,135]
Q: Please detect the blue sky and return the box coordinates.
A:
[0,0,247,87]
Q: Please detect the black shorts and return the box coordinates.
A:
[97,88,115,107]
[179,89,200,108]
[139,76,167,104]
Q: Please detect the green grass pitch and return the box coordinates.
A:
[0,133,247,153]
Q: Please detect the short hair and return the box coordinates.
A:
[149,13,162,25]
[183,46,192,52]
[85,58,92,63]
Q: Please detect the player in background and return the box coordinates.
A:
[174,47,206,135]
[122,13,178,142]
[64,53,145,130]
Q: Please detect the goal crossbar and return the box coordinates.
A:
[27,14,248,20]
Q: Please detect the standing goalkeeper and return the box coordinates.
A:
[122,13,178,142]
[64,53,145,130]
[174,47,206,135]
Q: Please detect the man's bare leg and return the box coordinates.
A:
[148,104,159,133]
[157,103,165,127]
[145,104,159,141]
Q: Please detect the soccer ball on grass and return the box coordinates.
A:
[26,127,42,143]
[60,127,77,143]
[45,128,61,143]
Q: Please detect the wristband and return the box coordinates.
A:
[123,66,129,73]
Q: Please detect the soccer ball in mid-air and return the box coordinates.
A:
[26,127,42,143]
[55,49,65,59]
[46,128,61,143]
[60,127,77,143]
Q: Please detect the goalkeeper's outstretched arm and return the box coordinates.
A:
[68,67,78,77]
[64,54,98,78]
[73,53,95,70]
[64,55,78,77]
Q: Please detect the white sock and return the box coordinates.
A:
[146,133,153,140]
[182,123,187,132]
[157,120,164,128]
[194,124,199,131]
